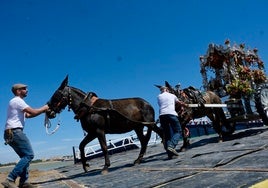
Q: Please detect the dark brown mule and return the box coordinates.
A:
[157,81,234,151]
[46,76,162,174]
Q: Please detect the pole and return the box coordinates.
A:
[188,104,227,108]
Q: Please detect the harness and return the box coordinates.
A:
[74,92,155,126]
[183,86,205,107]
[174,86,206,125]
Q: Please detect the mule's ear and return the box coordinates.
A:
[58,75,68,90]
[154,84,162,89]
[165,81,172,89]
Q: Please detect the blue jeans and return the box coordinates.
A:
[6,129,34,184]
[159,114,182,149]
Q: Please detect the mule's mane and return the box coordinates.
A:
[69,86,87,99]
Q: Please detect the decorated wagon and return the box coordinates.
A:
[200,39,268,125]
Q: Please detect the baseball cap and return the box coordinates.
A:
[12,83,27,93]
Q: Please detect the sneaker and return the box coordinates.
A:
[19,182,37,188]
[167,153,179,160]
[167,147,179,156]
[1,179,17,188]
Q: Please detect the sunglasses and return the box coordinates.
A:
[19,87,27,90]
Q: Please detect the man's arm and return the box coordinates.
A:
[24,104,49,118]
[176,100,189,108]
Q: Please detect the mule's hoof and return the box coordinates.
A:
[179,141,190,152]
[101,168,109,175]
[187,141,190,146]
[134,159,142,165]
[83,168,88,173]
[83,163,90,172]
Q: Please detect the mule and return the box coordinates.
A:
[158,81,234,151]
[46,76,162,174]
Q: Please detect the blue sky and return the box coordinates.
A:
[1,0,268,164]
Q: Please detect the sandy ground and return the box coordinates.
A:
[0,167,86,188]
[0,160,75,187]
[0,169,57,180]
[0,169,62,187]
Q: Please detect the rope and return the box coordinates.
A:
[44,114,60,135]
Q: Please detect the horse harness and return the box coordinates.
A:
[176,87,206,125]
[73,92,104,120]
[183,86,205,107]
[73,92,155,127]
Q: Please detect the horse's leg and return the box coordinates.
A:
[133,126,151,165]
[208,112,223,142]
[177,115,191,151]
[96,128,110,175]
[152,125,163,140]
[79,134,96,172]
[216,107,235,135]
[179,123,190,151]
[149,122,164,149]
[145,127,152,143]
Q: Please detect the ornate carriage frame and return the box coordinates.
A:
[199,40,268,124]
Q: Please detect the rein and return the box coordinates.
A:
[44,113,60,135]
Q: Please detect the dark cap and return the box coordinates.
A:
[12,83,27,93]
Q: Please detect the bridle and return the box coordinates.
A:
[44,87,72,135]
[49,87,72,114]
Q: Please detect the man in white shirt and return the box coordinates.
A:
[157,86,187,159]
[2,83,49,188]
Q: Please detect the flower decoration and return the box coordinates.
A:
[227,65,266,97]
[226,79,253,98]
[252,70,266,84]
[237,65,251,80]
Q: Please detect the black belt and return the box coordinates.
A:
[11,127,23,131]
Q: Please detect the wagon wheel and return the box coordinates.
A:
[254,82,268,125]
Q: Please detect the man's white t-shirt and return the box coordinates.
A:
[5,96,29,130]
[157,91,178,116]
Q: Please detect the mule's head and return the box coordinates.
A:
[155,81,180,94]
[46,76,69,119]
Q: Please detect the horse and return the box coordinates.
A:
[46,76,163,174]
[158,81,234,151]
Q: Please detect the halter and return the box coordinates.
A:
[44,87,72,135]
[55,87,73,111]
[67,87,72,111]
